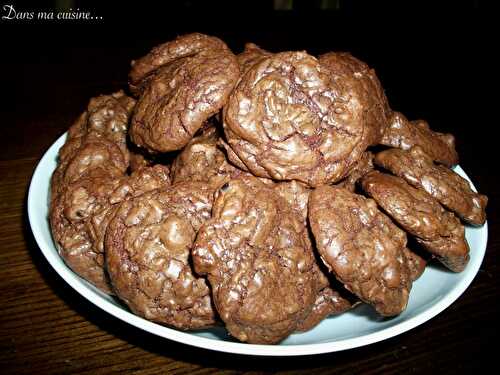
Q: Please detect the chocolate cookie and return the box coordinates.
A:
[380,112,459,167]
[319,52,390,147]
[50,174,120,292]
[308,185,412,316]
[105,182,216,329]
[129,33,240,152]
[60,91,134,162]
[50,165,171,293]
[374,146,487,225]
[58,136,129,185]
[84,91,136,151]
[87,165,171,254]
[361,171,469,272]
[51,91,135,198]
[224,51,372,187]
[192,176,319,343]
[49,91,140,293]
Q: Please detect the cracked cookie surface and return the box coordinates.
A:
[51,165,170,293]
[374,146,487,225]
[380,112,459,167]
[129,33,239,152]
[192,176,319,343]
[361,171,469,272]
[105,182,215,329]
[308,185,412,316]
[224,51,372,186]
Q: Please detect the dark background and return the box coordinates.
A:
[1,0,494,180]
[1,1,498,373]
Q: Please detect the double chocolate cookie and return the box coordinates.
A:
[129,33,240,152]
[224,51,373,186]
[192,176,320,343]
[105,183,216,329]
[51,165,170,293]
[308,186,413,316]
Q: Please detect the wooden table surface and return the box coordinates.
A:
[1,9,497,374]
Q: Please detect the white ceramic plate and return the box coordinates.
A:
[28,133,488,356]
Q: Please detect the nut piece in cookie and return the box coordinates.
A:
[192,176,318,343]
[374,146,487,225]
[223,51,372,187]
[361,171,469,272]
[380,112,459,167]
[105,183,216,329]
[129,33,240,152]
[308,186,413,316]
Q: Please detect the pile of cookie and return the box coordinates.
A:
[50,33,488,344]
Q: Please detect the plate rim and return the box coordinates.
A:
[27,132,489,356]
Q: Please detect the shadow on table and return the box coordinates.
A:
[21,189,408,372]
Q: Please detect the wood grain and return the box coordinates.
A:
[1,21,498,374]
